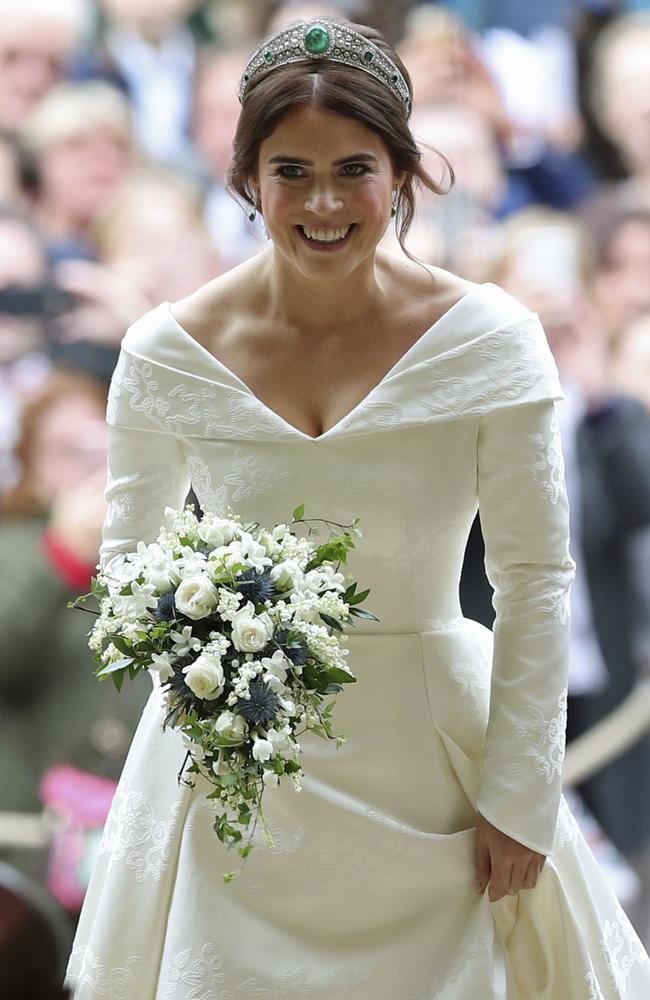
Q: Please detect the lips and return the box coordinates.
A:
[295,224,357,252]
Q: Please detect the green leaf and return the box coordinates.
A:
[223,871,238,883]
[325,666,356,684]
[97,657,134,678]
[348,606,380,621]
[111,671,124,693]
[301,664,321,689]
[104,634,135,656]
[292,502,305,520]
[238,844,253,858]
[319,613,343,631]
[346,587,371,606]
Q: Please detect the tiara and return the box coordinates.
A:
[238,18,411,119]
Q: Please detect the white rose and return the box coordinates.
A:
[214,710,248,741]
[174,574,219,620]
[252,737,274,762]
[198,517,236,548]
[230,601,274,652]
[183,653,224,699]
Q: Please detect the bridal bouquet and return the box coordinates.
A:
[71,503,377,881]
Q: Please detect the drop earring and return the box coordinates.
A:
[248,208,257,222]
[391,189,398,218]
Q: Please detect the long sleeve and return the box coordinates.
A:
[100,350,191,574]
[475,398,576,855]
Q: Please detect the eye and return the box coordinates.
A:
[341,163,371,176]
[272,163,372,179]
[273,165,305,178]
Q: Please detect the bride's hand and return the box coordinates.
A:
[474,810,546,901]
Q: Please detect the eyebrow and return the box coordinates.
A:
[267,153,379,165]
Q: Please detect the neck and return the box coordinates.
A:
[260,245,392,334]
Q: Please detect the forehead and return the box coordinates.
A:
[259,105,389,159]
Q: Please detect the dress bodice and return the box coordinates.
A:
[99,280,575,855]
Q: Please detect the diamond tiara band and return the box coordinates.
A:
[238,18,412,119]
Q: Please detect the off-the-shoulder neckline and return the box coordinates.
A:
[162,281,495,441]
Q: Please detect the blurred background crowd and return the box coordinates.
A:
[0,1,649,993]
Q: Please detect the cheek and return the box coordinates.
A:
[355,186,389,217]
[264,186,295,215]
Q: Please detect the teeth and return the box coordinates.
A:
[301,225,351,242]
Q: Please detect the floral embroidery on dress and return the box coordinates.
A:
[108,315,562,441]
[584,969,606,1000]
[601,904,650,993]
[98,788,183,882]
[540,585,572,625]
[520,687,568,784]
[528,409,565,505]
[108,351,295,440]
[104,466,169,527]
[66,945,144,998]
[159,943,232,1000]
[553,795,580,852]
[446,659,491,715]
[481,687,568,792]
[186,453,229,513]
[187,450,293,514]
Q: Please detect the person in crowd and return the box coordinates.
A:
[587,205,650,343]
[586,10,650,212]
[380,102,506,278]
[0,206,52,491]
[0,369,148,892]
[0,0,88,134]
[90,166,222,315]
[267,0,360,33]
[0,128,35,207]
[0,862,73,999]
[397,6,509,133]
[399,4,595,209]
[20,81,134,263]
[191,46,266,268]
[610,310,650,414]
[69,0,207,166]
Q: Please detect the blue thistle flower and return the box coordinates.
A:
[155,592,176,621]
[235,568,275,605]
[237,679,279,728]
[275,627,308,666]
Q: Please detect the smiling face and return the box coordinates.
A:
[255,104,403,278]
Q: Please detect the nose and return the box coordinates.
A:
[303,183,344,217]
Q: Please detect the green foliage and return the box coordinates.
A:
[96,657,134,679]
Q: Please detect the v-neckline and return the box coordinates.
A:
[164,283,488,442]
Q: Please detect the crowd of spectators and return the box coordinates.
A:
[1,0,649,972]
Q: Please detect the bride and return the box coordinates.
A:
[66,16,650,998]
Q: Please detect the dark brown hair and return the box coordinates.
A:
[226,19,454,265]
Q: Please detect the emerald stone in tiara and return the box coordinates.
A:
[238,18,411,119]
[304,25,331,55]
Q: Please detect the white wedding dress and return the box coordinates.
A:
[66,282,650,999]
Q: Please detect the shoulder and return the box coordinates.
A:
[378,255,534,333]
[120,252,265,359]
[380,255,476,318]
[167,255,264,349]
